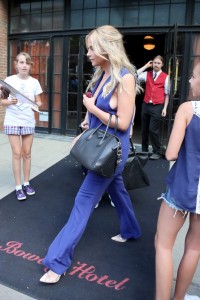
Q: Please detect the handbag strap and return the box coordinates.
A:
[91,114,117,136]
[114,115,118,135]
[88,114,118,145]
[129,138,136,155]
[101,114,118,142]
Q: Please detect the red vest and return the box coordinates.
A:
[144,71,168,105]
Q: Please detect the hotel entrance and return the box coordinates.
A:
[123,33,166,144]
[9,27,182,151]
[5,0,200,146]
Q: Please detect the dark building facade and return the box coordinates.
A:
[6,0,200,146]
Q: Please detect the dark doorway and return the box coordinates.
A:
[124,34,165,144]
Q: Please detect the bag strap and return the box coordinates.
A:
[114,115,118,135]
[105,114,118,132]
[88,114,118,144]
[129,138,136,155]
[100,114,117,144]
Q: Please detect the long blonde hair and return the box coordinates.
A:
[85,25,142,96]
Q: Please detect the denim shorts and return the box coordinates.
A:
[4,126,35,135]
[158,188,188,216]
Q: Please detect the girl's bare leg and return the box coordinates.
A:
[173,213,200,300]
[155,201,187,300]
[8,135,22,186]
[21,134,34,182]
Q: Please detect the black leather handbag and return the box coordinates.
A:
[70,114,122,177]
[122,139,150,190]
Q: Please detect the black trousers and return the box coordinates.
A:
[141,102,163,154]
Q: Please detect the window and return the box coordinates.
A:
[10,0,188,32]
[194,2,200,25]
[70,0,187,28]
[52,37,63,129]
[10,0,64,33]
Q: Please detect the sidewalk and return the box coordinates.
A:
[0,132,73,300]
[0,132,73,200]
[0,132,200,299]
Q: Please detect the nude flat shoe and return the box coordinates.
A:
[40,270,65,284]
[111,234,127,243]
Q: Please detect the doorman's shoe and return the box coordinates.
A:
[150,153,161,160]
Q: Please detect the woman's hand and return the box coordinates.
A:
[83,94,96,113]
[80,119,89,130]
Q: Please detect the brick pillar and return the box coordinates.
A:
[0,0,8,130]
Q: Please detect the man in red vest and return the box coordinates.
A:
[137,55,169,160]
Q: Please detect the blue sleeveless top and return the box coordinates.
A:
[89,68,132,174]
[166,101,200,213]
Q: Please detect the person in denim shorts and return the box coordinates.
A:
[155,62,200,300]
[0,52,42,201]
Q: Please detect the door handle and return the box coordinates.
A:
[167,56,179,97]
[173,57,179,97]
[167,56,172,95]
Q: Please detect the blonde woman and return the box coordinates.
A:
[40,25,141,284]
[0,52,42,200]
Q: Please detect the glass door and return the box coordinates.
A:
[21,39,50,129]
[66,36,80,134]
[159,24,179,154]
[66,35,93,135]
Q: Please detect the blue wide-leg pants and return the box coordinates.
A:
[43,171,141,275]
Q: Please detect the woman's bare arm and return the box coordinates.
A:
[165,102,193,160]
